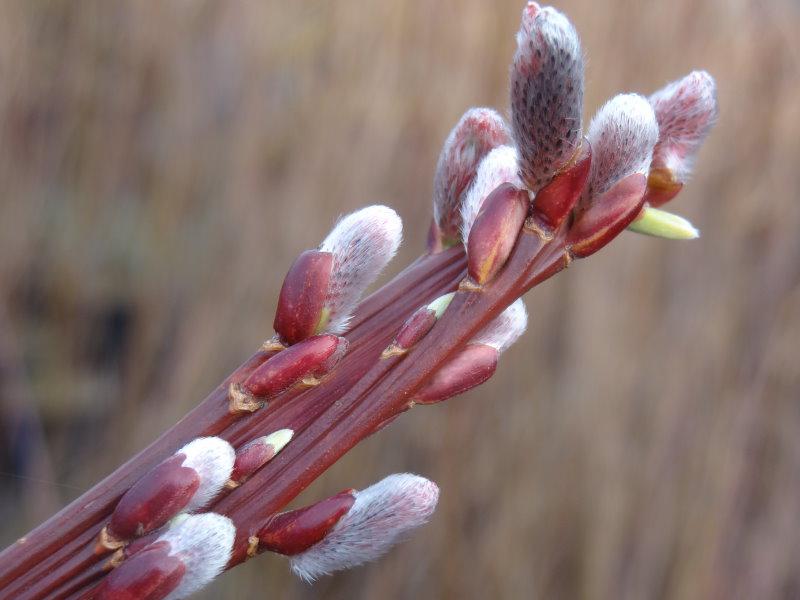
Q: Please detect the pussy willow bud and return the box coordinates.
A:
[319,205,402,333]
[229,334,348,413]
[460,145,522,243]
[105,438,234,544]
[511,3,584,192]
[273,250,333,345]
[433,108,512,247]
[227,429,294,489]
[256,490,356,556]
[568,94,657,257]
[465,183,529,286]
[288,474,439,582]
[381,293,455,359]
[581,93,659,205]
[97,513,235,600]
[646,70,718,206]
[414,299,527,404]
[121,514,190,561]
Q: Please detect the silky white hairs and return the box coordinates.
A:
[511,3,584,192]
[179,437,235,512]
[649,70,718,182]
[289,474,439,582]
[472,299,528,354]
[319,205,402,333]
[161,513,236,600]
[583,93,659,203]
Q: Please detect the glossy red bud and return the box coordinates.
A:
[237,334,348,406]
[109,455,199,541]
[466,183,529,285]
[381,306,438,360]
[567,173,647,258]
[413,343,499,404]
[228,430,292,487]
[94,543,184,600]
[273,250,334,345]
[530,140,591,231]
[257,490,356,556]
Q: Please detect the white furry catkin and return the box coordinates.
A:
[582,93,659,204]
[289,474,439,582]
[159,513,236,600]
[460,145,523,243]
[433,108,512,244]
[319,205,402,333]
[649,70,718,183]
[511,3,584,192]
[179,437,236,512]
[472,298,528,354]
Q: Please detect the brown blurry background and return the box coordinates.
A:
[1,1,799,598]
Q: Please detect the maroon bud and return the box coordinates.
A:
[395,308,437,352]
[94,543,185,600]
[231,334,348,412]
[466,183,529,286]
[273,250,334,345]
[105,438,234,546]
[257,490,356,556]
[567,172,647,258]
[529,140,591,233]
[108,455,199,542]
[382,294,455,359]
[413,343,499,404]
[227,429,293,488]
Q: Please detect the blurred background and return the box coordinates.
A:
[1,1,799,598]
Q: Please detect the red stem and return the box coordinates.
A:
[3,224,573,598]
[0,247,465,598]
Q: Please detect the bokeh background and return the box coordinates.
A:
[1,1,799,598]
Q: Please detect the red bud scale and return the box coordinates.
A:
[229,334,348,413]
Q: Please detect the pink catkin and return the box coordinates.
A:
[649,70,718,182]
[511,4,584,192]
[319,206,402,333]
[433,108,512,244]
[288,474,439,581]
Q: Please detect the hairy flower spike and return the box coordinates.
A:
[97,514,235,600]
[414,299,527,404]
[433,108,512,246]
[319,205,402,333]
[288,474,439,582]
[511,3,585,192]
[582,93,659,205]
[473,298,528,353]
[257,490,356,556]
[646,70,719,206]
[105,438,234,544]
[460,146,522,243]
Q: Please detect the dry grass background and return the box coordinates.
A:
[0,1,799,598]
